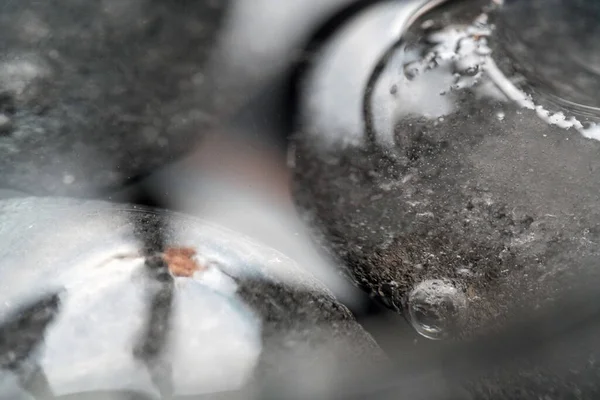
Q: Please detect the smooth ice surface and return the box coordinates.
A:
[169,273,262,395]
[39,256,262,397]
[40,256,159,397]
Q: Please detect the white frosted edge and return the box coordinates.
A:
[486,54,600,142]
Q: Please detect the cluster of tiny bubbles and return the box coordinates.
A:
[407,279,468,340]
[401,13,492,94]
[397,6,600,141]
[373,11,496,136]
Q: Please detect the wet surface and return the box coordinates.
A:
[291,0,600,398]
[4,0,600,398]
[292,0,600,338]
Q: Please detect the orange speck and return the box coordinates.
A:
[163,247,205,277]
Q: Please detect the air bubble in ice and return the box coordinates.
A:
[407,279,467,340]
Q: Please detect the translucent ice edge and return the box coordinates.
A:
[485,57,600,141]
[389,9,600,142]
[438,10,600,141]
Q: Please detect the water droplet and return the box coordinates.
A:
[407,279,467,340]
